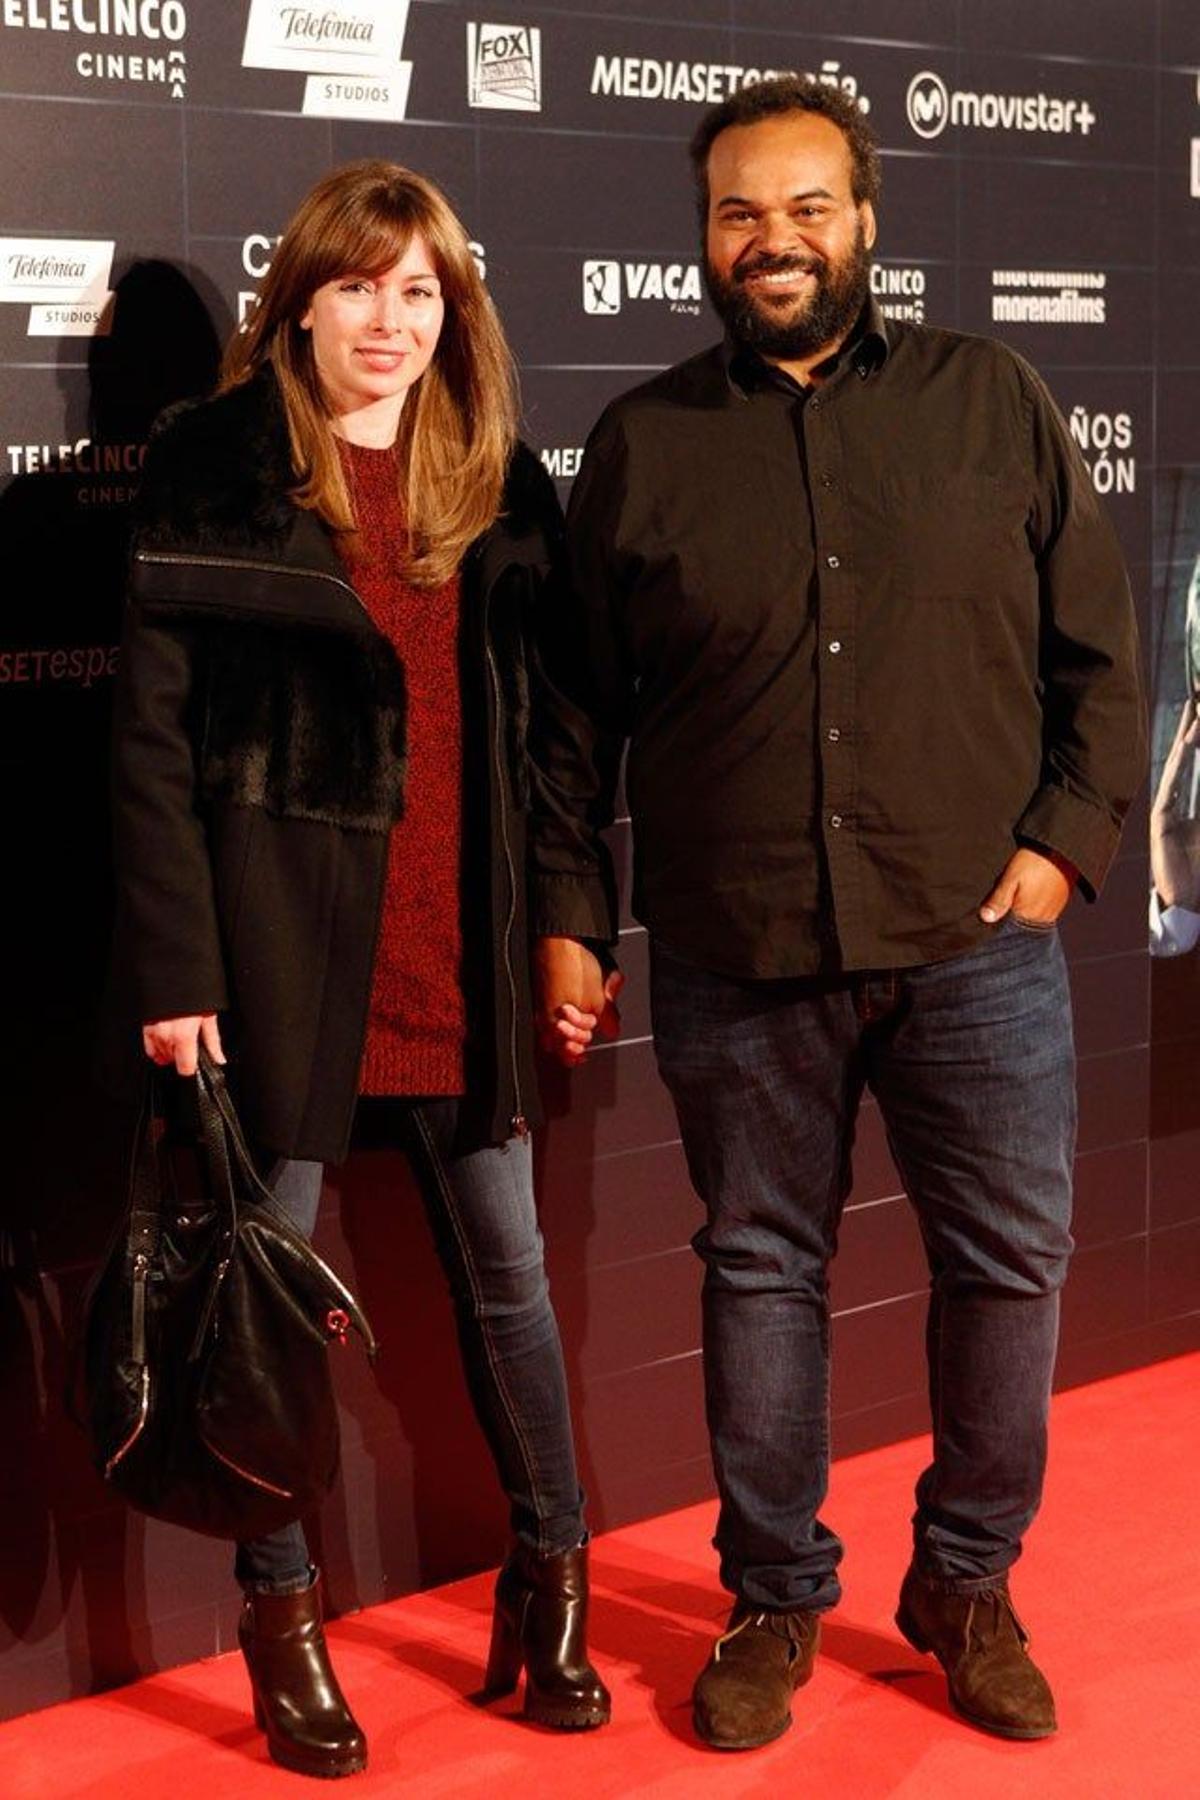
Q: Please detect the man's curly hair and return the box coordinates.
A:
[689,75,883,221]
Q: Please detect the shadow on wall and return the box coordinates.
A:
[0,259,225,1712]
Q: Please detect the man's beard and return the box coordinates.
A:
[705,223,872,361]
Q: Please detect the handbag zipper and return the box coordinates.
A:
[200,1436,294,1498]
[104,1365,150,1477]
[130,1250,149,1364]
[188,1254,231,1361]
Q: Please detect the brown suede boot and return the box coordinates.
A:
[482,1542,611,1729]
[692,1604,821,1750]
[239,1572,368,1777]
[895,1565,1056,1740]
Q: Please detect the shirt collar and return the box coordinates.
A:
[722,295,890,399]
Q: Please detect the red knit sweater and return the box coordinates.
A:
[337,439,467,1096]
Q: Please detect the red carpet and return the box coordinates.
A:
[6,1354,1198,1797]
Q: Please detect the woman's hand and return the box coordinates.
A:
[142,1014,226,1076]
[534,937,623,1066]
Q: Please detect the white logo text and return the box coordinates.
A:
[906,69,1095,140]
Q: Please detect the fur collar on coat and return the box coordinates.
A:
[135,360,561,569]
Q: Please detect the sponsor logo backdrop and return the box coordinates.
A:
[0,0,1196,1719]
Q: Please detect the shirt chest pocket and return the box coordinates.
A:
[880,468,1028,601]
[629,450,803,648]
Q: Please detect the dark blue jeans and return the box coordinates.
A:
[650,917,1076,1613]
[235,1098,586,1592]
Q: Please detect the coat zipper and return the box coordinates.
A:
[134,548,371,619]
[485,638,527,1138]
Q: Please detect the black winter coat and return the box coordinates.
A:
[108,364,557,1161]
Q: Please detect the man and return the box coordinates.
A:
[529,77,1144,1749]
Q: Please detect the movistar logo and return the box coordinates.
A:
[906,69,1096,140]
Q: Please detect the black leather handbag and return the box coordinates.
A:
[79,1051,377,1540]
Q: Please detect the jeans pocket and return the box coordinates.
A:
[1008,911,1058,935]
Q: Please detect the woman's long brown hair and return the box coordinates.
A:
[222,160,517,587]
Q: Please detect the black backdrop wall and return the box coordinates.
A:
[1,0,1197,1722]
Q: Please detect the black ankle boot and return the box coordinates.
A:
[482,1541,611,1729]
[239,1571,368,1777]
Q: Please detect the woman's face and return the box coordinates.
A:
[300,231,445,441]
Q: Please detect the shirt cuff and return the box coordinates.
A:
[1015,785,1123,902]
[1149,889,1200,957]
[531,870,618,945]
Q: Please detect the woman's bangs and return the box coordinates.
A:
[319,198,419,286]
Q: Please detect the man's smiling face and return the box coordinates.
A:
[703,110,876,364]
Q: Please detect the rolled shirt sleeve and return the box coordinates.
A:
[1149,888,1200,958]
[1013,357,1147,899]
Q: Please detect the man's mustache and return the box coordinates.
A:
[733,252,824,285]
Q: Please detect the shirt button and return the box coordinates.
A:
[827,727,841,742]
[830,813,843,829]
[828,640,842,655]
[820,474,836,488]
[810,397,821,411]
[826,554,840,569]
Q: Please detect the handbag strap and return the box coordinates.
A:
[126,1075,167,1267]
[194,1049,279,1213]
[192,1053,244,1235]
[194,1050,380,1362]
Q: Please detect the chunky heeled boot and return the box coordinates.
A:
[482,1541,611,1729]
[239,1571,368,1777]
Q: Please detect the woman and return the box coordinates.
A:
[110,161,611,1779]
[1150,557,1200,956]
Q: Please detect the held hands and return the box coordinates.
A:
[140,855,1077,1082]
[979,847,1076,928]
[534,936,624,1067]
[142,1014,226,1076]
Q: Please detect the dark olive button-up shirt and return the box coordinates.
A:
[530,301,1145,978]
